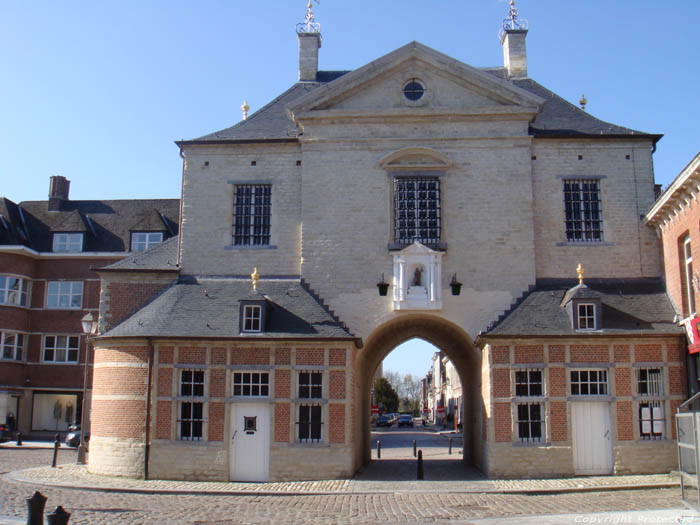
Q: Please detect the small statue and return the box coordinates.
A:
[412,267,422,287]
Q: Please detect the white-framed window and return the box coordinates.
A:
[179,370,204,441]
[563,179,603,242]
[570,369,608,396]
[393,177,441,246]
[46,281,83,309]
[242,305,262,333]
[297,371,323,442]
[43,335,79,363]
[682,235,696,317]
[52,233,83,253]
[0,275,30,306]
[232,184,271,246]
[516,403,544,443]
[233,372,269,397]
[515,369,543,397]
[637,368,663,396]
[131,232,163,252]
[1,332,24,361]
[577,303,596,330]
[639,400,664,440]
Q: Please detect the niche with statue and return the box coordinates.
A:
[391,242,443,310]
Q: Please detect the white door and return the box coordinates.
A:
[229,404,270,481]
[572,402,613,475]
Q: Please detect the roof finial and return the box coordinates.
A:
[251,267,259,291]
[579,94,587,111]
[499,0,529,41]
[297,0,321,34]
[241,100,250,121]
[576,263,584,285]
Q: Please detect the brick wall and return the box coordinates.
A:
[634,343,663,362]
[275,369,290,398]
[275,403,290,442]
[208,402,225,441]
[329,404,345,443]
[329,370,345,399]
[514,345,544,363]
[570,344,609,362]
[616,401,634,441]
[615,368,631,397]
[549,367,566,397]
[231,347,269,365]
[91,399,145,439]
[493,402,511,442]
[549,401,567,442]
[103,281,169,330]
[296,347,324,366]
[178,346,206,364]
[492,369,510,398]
[156,400,172,439]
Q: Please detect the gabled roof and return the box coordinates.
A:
[100,278,355,340]
[482,279,681,337]
[560,283,602,306]
[100,235,179,272]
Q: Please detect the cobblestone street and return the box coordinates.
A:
[0,446,693,524]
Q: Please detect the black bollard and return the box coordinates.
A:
[51,433,60,468]
[26,491,47,525]
[417,449,424,480]
[413,440,417,457]
[47,506,71,525]
[449,437,452,455]
[376,440,381,459]
[16,431,22,446]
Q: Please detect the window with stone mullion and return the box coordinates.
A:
[563,179,603,242]
[233,185,271,246]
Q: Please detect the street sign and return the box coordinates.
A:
[371,405,379,415]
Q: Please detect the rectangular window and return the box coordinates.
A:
[232,184,271,246]
[637,368,663,396]
[46,281,83,309]
[563,179,603,242]
[298,371,322,399]
[0,276,29,306]
[43,336,79,363]
[52,233,83,253]
[242,305,262,333]
[639,400,664,440]
[233,372,269,397]
[298,404,322,442]
[577,303,596,330]
[515,369,543,397]
[394,177,441,246]
[1,332,24,361]
[682,235,696,317]
[179,370,204,441]
[517,403,544,442]
[131,232,163,252]
[570,369,608,396]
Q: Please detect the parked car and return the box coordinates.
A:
[376,415,393,427]
[398,414,414,428]
[64,424,89,448]
[0,423,11,443]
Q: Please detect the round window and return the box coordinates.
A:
[402,79,425,101]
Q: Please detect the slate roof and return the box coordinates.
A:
[101,235,179,272]
[100,278,355,340]
[177,66,658,145]
[482,279,682,337]
[0,197,180,253]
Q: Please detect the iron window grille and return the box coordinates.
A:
[577,303,596,330]
[233,372,269,397]
[43,335,79,363]
[570,369,608,396]
[46,281,83,309]
[233,184,271,246]
[1,332,24,361]
[517,403,544,442]
[639,400,664,440]
[243,305,262,333]
[298,371,323,399]
[637,368,663,396]
[0,276,29,306]
[52,233,83,253]
[297,404,323,442]
[394,178,441,246]
[515,369,543,397]
[179,370,205,441]
[563,179,603,242]
[131,232,163,252]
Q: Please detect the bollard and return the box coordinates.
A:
[417,449,424,480]
[26,491,47,525]
[15,431,22,447]
[51,433,60,468]
[413,440,417,457]
[449,437,452,455]
[376,440,381,459]
[46,506,71,525]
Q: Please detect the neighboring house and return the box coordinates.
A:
[87,3,683,481]
[0,175,178,438]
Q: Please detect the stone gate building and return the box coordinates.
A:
[88,3,685,481]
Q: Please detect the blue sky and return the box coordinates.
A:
[2,1,697,376]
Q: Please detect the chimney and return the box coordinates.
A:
[296,1,321,82]
[48,175,70,211]
[499,0,529,79]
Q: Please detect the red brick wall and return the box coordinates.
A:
[492,369,510,398]
[550,401,567,441]
[0,361,25,386]
[157,368,172,396]
[491,346,509,364]
[0,306,30,331]
[549,367,566,397]
[494,402,511,442]
[105,282,168,330]
[159,346,173,363]
[667,343,684,363]
[669,366,686,396]
[211,347,227,365]
[615,368,632,397]
[296,348,324,366]
[329,370,345,399]
[231,347,269,365]
[91,399,145,438]
[514,345,544,363]
[94,347,148,364]
[613,344,630,362]
[570,344,608,362]
[275,369,290,398]
[616,401,634,440]
[0,253,35,276]
[329,348,345,366]
[178,347,205,364]
[548,345,565,363]
[93,367,147,396]
[155,400,171,439]
[634,343,662,362]
[209,369,226,398]
[274,403,290,442]
[329,404,345,443]
[275,347,290,365]
[208,402,224,441]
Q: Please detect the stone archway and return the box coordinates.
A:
[355,314,484,471]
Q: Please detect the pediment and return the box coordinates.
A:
[397,241,439,256]
[380,148,453,171]
[287,41,544,121]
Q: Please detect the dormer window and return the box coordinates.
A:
[52,233,83,253]
[577,303,596,330]
[131,232,163,252]
[240,300,269,333]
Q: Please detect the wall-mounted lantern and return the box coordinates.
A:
[377,274,390,296]
[450,274,462,296]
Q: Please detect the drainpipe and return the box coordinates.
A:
[144,338,154,480]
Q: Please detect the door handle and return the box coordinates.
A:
[603,430,609,438]
[232,430,237,442]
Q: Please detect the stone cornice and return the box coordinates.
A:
[645,152,700,229]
